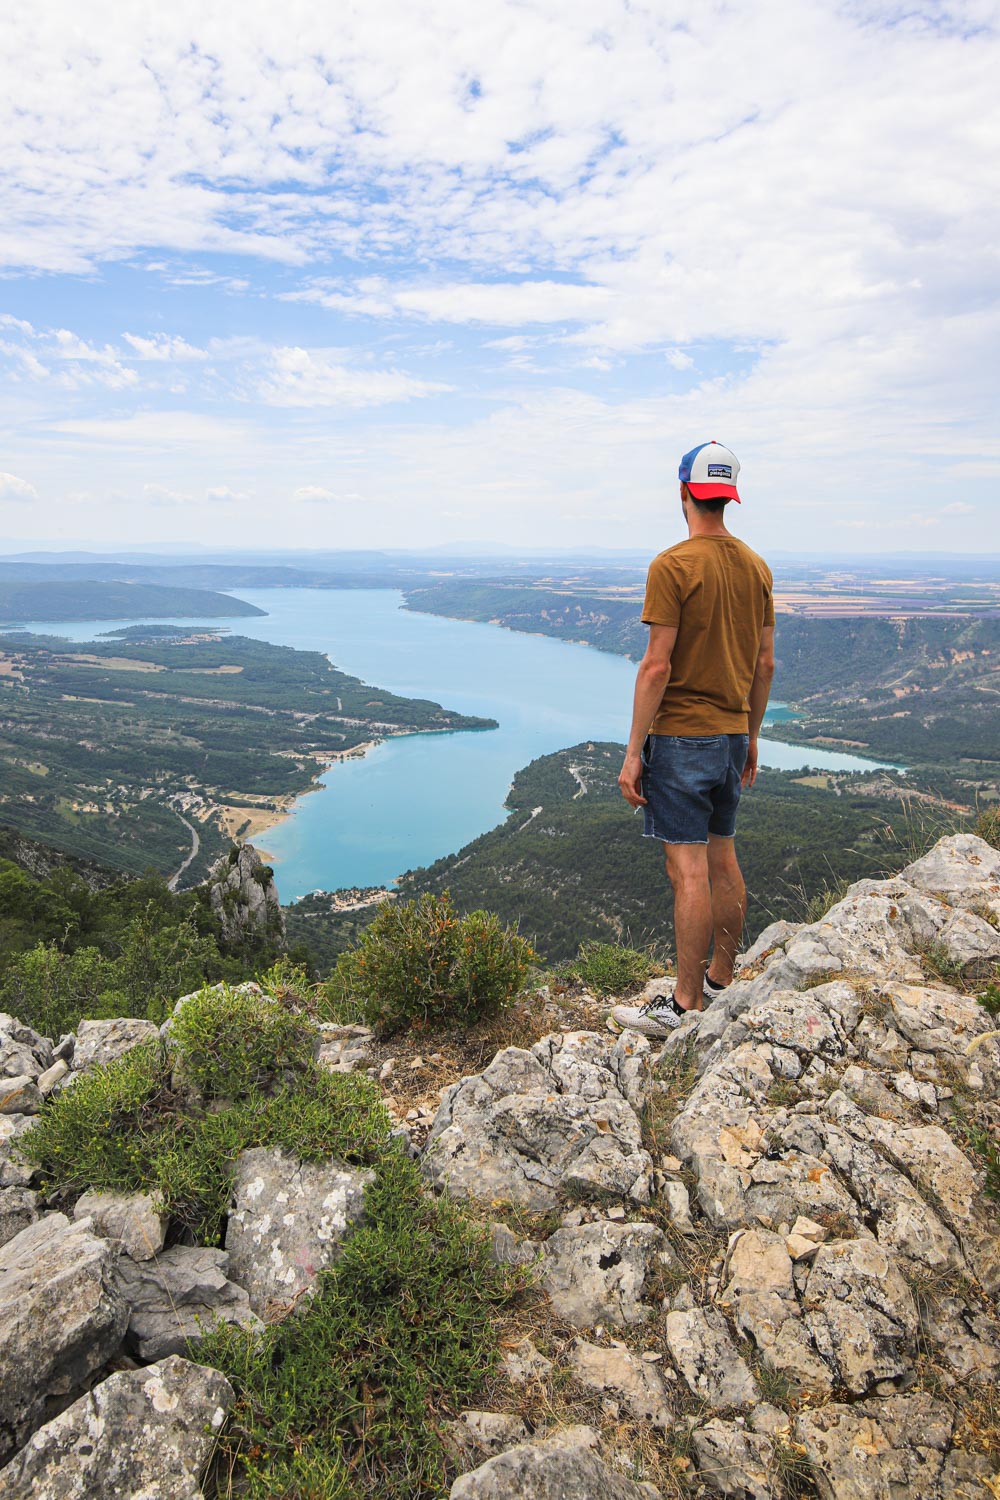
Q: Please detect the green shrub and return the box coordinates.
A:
[978,982,1000,1019]
[564,939,665,997]
[324,892,534,1037]
[169,984,318,1101]
[201,1151,520,1500]
[0,944,124,1039]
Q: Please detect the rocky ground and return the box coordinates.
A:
[0,833,998,1498]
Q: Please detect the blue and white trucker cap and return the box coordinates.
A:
[678,440,741,503]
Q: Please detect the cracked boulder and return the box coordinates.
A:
[73,1189,167,1262]
[801,1239,917,1396]
[450,1425,662,1499]
[0,1355,233,1500]
[68,1017,160,1078]
[0,1014,52,1082]
[568,1338,673,1427]
[224,1146,372,1318]
[115,1245,263,1361]
[0,1214,128,1461]
[423,1031,654,1211]
[664,1304,760,1410]
[791,1392,992,1500]
[0,1115,36,1188]
[692,1419,778,1500]
[541,1220,675,1329]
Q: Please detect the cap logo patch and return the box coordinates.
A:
[706,463,733,478]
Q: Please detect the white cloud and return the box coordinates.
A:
[260,347,451,407]
[665,349,694,371]
[206,485,249,502]
[123,333,209,361]
[0,471,36,501]
[940,500,975,514]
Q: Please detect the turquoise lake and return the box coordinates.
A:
[12,588,895,900]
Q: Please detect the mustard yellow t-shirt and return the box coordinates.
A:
[642,536,775,735]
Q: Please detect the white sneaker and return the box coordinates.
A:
[610,996,699,1038]
[703,975,730,1004]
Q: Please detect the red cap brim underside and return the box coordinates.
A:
[687,482,741,503]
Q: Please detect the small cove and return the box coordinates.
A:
[11,588,900,900]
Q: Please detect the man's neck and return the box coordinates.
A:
[686,517,732,540]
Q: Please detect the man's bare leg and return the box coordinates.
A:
[665,843,713,1010]
[706,834,747,986]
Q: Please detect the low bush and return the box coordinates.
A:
[24,1032,390,1243]
[563,939,665,997]
[201,1151,520,1500]
[324,891,534,1037]
[169,983,318,1101]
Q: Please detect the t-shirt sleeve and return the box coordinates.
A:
[762,566,775,627]
[642,555,683,626]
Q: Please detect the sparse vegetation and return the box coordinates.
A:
[561,939,666,997]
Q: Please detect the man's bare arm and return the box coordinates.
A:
[743,625,775,788]
[618,624,677,808]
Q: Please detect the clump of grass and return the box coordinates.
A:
[170,983,318,1101]
[975,804,1000,850]
[201,1150,523,1500]
[645,1038,700,1153]
[772,1436,821,1498]
[323,891,535,1038]
[561,940,666,997]
[919,940,968,989]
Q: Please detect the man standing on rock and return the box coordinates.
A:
[612,441,775,1036]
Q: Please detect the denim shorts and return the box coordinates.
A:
[641,732,750,844]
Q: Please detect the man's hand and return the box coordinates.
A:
[619,751,647,808]
[741,737,759,789]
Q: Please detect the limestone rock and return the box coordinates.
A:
[36,1057,69,1094]
[70,1017,159,1076]
[569,1338,672,1427]
[0,1114,36,1188]
[899,833,1000,905]
[0,1355,233,1499]
[541,1221,675,1329]
[446,1410,531,1470]
[0,1077,41,1115]
[449,1425,661,1499]
[206,843,285,945]
[794,1393,954,1500]
[0,1187,39,1249]
[501,1337,553,1385]
[691,1419,777,1500]
[316,1023,374,1074]
[801,1239,917,1395]
[664,1304,759,1409]
[225,1146,372,1318]
[74,1190,167,1261]
[423,1031,654,1212]
[0,1014,52,1080]
[115,1245,263,1361]
[661,1179,695,1235]
[0,1214,127,1460]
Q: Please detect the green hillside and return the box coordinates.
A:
[0,579,267,622]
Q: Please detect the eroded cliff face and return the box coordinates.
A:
[0,833,997,1499]
[205,842,285,947]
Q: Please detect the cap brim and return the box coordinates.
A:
[687,482,741,503]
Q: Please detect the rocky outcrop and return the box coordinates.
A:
[0,1355,233,1499]
[206,843,285,946]
[0,1214,128,1461]
[73,1190,168,1261]
[423,1030,654,1210]
[224,1146,372,1318]
[115,1246,263,1361]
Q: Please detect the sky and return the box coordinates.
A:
[1,0,999,555]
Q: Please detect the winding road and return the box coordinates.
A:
[167,808,201,891]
